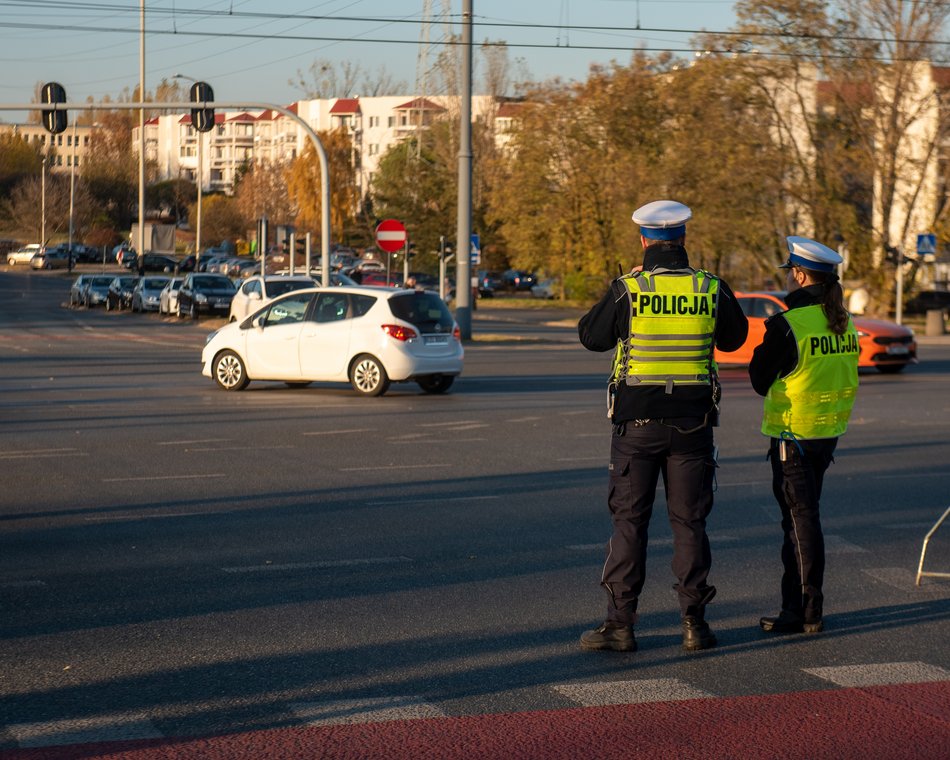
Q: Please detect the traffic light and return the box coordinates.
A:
[189,81,215,133]
[439,236,454,261]
[41,82,68,135]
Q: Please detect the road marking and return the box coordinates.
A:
[339,464,449,472]
[824,534,868,554]
[6,714,162,748]
[302,429,373,436]
[868,472,947,481]
[388,437,487,444]
[0,580,46,589]
[555,678,714,706]
[556,456,601,462]
[567,535,740,552]
[508,416,542,422]
[366,495,499,506]
[804,662,950,688]
[187,445,295,452]
[155,439,231,446]
[290,696,445,726]
[560,410,588,416]
[861,567,948,593]
[417,420,479,427]
[221,556,412,573]
[0,447,78,458]
[101,473,227,482]
[84,510,225,522]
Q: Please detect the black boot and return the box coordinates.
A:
[760,610,823,633]
[682,615,717,651]
[580,622,637,652]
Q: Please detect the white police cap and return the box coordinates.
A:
[780,236,842,273]
[632,200,692,241]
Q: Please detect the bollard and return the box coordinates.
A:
[925,309,946,337]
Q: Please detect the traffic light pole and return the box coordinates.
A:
[1,99,333,282]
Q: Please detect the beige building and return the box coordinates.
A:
[0,122,95,172]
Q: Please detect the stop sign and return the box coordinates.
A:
[375,219,407,253]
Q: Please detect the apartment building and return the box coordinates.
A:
[0,123,95,172]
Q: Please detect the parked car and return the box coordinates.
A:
[131,276,171,312]
[358,271,401,287]
[7,244,43,266]
[68,274,92,306]
[130,253,179,273]
[230,275,316,323]
[904,290,950,315]
[82,275,116,307]
[159,277,184,315]
[30,248,71,269]
[177,273,236,319]
[715,291,918,374]
[476,270,503,297]
[202,286,463,396]
[106,276,140,311]
[502,269,537,291]
[531,279,558,299]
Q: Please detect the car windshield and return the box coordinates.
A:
[194,277,234,292]
[144,278,169,289]
[266,280,311,297]
[388,292,454,333]
[91,276,114,286]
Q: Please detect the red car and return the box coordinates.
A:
[715,291,917,374]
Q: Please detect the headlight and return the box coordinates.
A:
[196,293,208,303]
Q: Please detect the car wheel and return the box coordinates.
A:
[6,258,13,266]
[877,363,906,374]
[177,301,184,318]
[105,299,112,311]
[284,381,312,388]
[417,374,454,394]
[350,354,390,397]
[213,350,249,391]
[190,302,198,320]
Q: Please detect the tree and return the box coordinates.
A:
[233,159,297,234]
[3,174,94,243]
[0,133,44,200]
[285,128,360,244]
[192,194,244,244]
[81,111,138,230]
[291,58,406,98]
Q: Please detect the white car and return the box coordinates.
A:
[7,244,43,266]
[229,275,315,323]
[159,277,184,315]
[202,286,463,396]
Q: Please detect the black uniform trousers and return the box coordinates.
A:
[768,437,837,621]
[602,419,717,624]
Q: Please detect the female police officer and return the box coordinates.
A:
[750,236,859,634]
[578,200,748,652]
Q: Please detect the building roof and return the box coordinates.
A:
[330,98,361,114]
[394,97,445,112]
[177,113,226,126]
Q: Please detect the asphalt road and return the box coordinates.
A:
[1,268,949,757]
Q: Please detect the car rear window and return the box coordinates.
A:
[388,292,454,333]
[195,276,234,292]
[267,280,311,297]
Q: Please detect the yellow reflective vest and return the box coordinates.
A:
[610,269,720,394]
[761,304,859,439]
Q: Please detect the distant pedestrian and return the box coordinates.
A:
[577,200,748,653]
[750,237,859,635]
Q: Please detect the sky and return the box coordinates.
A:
[0,0,739,122]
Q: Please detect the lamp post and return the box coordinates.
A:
[173,74,202,264]
[40,155,46,247]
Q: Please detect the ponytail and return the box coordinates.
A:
[813,272,849,334]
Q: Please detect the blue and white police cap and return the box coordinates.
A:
[780,236,843,273]
[632,200,692,240]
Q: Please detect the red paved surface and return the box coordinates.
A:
[2,681,948,760]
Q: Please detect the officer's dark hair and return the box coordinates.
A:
[800,267,849,335]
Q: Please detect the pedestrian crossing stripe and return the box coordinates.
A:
[804,662,950,687]
[554,678,714,706]
[289,697,446,726]
[6,714,161,748]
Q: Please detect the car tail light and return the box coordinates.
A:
[453,325,461,341]
[381,324,418,341]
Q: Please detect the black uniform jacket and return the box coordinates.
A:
[578,242,749,423]
[748,285,825,397]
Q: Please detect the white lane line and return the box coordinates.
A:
[84,510,225,522]
[559,411,588,416]
[221,556,412,573]
[366,495,499,506]
[290,697,444,726]
[339,464,449,472]
[302,429,373,436]
[0,580,47,589]
[102,474,226,483]
[187,445,294,452]
[804,662,950,688]
[824,534,868,554]
[388,438,486,444]
[555,679,714,707]
[0,451,89,460]
[0,447,77,457]
[508,416,542,423]
[156,439,231,446]
[417,420,479,427]
[7,715,162,748]
[861,567,948,592]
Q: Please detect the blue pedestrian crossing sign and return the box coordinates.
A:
[470,233,481,266]
[917,233,936,255]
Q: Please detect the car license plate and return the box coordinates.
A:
[887,345,909,355]
[425,336,448,345]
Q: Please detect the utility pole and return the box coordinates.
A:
[455,0,473,339]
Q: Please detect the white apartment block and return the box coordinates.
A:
[135,94,508,197]
[0,123,95,172]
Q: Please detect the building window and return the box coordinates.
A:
[74,156,79,167]
[368,144,379,156]
[84,135,89,146]
[67,135,72,146]
[387,116,395,128]
[56,155,63,165]
[369,115,379,128]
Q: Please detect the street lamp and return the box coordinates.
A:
[173,73,202,264]
[41,155,47,247]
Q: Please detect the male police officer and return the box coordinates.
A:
[577,200,748,652]
[750,237,859,634]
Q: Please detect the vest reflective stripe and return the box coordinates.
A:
[761,305,859,439]
[611,270,720,388]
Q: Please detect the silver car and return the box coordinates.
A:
[131,276,171,312]
[159,277,184,315]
